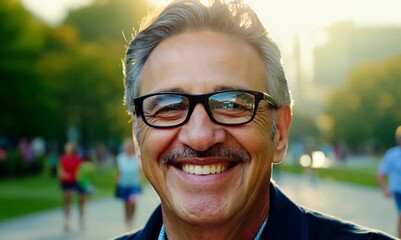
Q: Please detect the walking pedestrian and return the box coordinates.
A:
[76,151,96,230]
[115,139,142,230]
[377,126,401,238]
[58,141,86,231]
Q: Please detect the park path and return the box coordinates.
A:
[0,173,397,239]
[276,173,397,237]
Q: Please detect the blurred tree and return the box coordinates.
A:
[56,0,149,146]
[326,55,401,151]
[0,0,54,139]
[38,35,130,146]
[67,0,147,44]
[289,112,320,144]
[1,0,147,147]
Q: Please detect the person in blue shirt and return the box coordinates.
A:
[378,126,401,238]
[116,0,396,239]
[116,139,142,230]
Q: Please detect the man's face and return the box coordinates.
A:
[136,30,289,224]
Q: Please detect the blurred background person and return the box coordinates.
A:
[58,141,84,231]
[76,150,96,230]
[115,138,142,230]
[377,126,401,238]
[47,145,59,178]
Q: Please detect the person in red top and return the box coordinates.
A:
[58,141,84,231]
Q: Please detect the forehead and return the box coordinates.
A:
[140,30,266,95]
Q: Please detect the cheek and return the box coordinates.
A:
[231,116,274,191]
[252,110,274,142]
[247,112,275,161]
[139,124,178,168]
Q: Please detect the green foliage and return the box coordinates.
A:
[0,0,148,146]
[67,0,147,43]
[289,111,320,143]
[326,55,401,151]
[0,150,45,179]
[0,1,51,137]
[37,39,129,145]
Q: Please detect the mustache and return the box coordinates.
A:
[160,144,251,164]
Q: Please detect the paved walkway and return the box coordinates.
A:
[275,173,397,237]
[0,173,397,239]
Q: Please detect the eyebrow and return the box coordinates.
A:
[150,88,184,94]
[215,86,246,91]
[148,85,248,95]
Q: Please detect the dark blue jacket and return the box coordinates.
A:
[115,182,396,239]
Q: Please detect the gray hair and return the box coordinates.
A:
[123,0,292,142]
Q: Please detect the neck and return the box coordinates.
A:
[162,188,270,240]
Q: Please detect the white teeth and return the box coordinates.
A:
[195,166,202,174]
[202,165,210,174]
[181,163,228,175]
[211,165,216,174]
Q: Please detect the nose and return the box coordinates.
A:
[178,104,226,151]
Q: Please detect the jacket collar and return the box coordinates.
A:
[262,180,308,239]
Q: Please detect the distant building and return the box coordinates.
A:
[294,21,401,116]
[314,21,401,88]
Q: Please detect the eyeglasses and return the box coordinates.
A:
[133,90,278,128]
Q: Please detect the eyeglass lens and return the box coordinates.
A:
[143,94,189,126]
[142,91,256,127]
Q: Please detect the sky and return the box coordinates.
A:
[147,0,401,35]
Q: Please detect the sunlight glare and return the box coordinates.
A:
[147,0,401,38]
[22,0,94,26]
[299,154,312,168]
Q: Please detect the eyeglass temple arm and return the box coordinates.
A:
[262,93,278,109]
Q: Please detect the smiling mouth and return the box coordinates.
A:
[181,163,233,175]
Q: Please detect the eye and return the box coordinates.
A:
[154,102,187,117]
[213,102,253,117]
[143,94,189,119]
[216,101,245,109]
[210,92,255,114]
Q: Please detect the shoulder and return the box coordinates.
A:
[305,210,395,239]
[380,147,401,166]
[384,146,401,156]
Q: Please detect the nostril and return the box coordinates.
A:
[178,129,226,151]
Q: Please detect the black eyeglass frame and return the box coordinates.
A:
[132,89,278,128]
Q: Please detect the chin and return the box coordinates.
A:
[175,197,233,224]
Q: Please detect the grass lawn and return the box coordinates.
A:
[278,163,380,188]
[0,168,115,223]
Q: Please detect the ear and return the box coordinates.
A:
[272,105,292,164]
